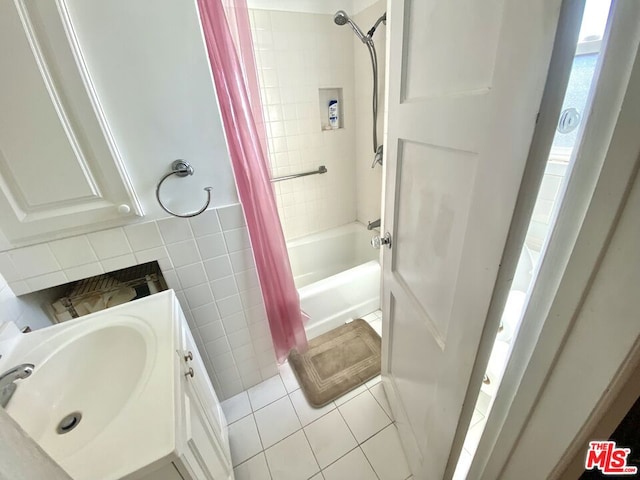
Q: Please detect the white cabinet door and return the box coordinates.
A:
[179,389,232,480]
[175,318,232,479]
[0,0,141,246]
[182,322,231,461]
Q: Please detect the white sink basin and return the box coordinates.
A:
[7,321,153,460]
[0,291,180,480]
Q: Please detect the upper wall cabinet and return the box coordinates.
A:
[0,0,142,248]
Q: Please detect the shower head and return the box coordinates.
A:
[333,10,349,26]
[333,10,368,44]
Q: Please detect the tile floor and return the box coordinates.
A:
[222,311,413,480]
[453,390,491,480]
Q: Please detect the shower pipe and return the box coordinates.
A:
[333,10,387,168]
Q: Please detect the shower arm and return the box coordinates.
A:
[366,13,387,39]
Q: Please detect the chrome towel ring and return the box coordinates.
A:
[156,160,213,218]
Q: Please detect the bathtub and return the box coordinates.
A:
[287,223,381,339]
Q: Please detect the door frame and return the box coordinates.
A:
[467,0,640,478]
[444,0,587,476]
[555,341,640,479]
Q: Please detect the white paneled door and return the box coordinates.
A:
[380,0,563,478]
[0,1,141,247]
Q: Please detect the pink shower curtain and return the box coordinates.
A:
[197,0,308,362]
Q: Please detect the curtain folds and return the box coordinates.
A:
[197,0,308,363]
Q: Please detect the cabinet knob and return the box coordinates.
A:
[185,367,195,378]
[184,351,193,362]
[117,204,131,214]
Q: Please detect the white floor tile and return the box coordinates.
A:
[463,417,486,456]
[369,382,393,419]
[234,452,272,480]
[453,449,473,480]
[229,414,263,466]
[370,319,382,337]
[334,384,367,406]
[290,389,336,426]
[338,390,391,443]
[322,448,377,480]
[254,396,301,448]
[265,430,319,480]
[304,410,358,468]
[310,474,324,480]
[476,390,492,416]
[361,425,411,480]
[470,409,484,428]
[247,375,287,410]
[222,391,252,424]
[278,361,300,393]
[362,313,378,322]
[365,375,381,389]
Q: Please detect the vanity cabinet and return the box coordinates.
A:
[139,313,232,480]
[134,303,233,480]
[174,318,232,480]
[0,1,141,247]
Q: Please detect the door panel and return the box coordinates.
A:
[403,0,504,99]
[381,0,562,478]
[389,294,438,455]
[393,140,477,342]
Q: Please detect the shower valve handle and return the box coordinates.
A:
[371,232,392,249]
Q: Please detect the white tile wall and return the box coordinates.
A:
[354,1,386,227]
[0,273,60,333]
[250,9,357,240]
[526,160,569,253]
[0,204,278,400]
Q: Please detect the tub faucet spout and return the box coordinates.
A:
[367,219,381,230]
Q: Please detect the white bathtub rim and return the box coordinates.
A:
[298,260,380,298]
[286,221,370,248]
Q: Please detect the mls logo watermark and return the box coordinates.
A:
[585,441,638,475]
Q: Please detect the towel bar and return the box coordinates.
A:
[156,160,212,218]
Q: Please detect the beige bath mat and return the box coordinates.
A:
[289,319,381,408]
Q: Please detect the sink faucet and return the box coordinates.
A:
[0,364,34,408]
[367,219,381,230]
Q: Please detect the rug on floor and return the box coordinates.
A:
[289,319,381,408]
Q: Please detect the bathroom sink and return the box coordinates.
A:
[6,321,153,460]
[0,292,181,480]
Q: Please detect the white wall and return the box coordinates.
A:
[66,0,238,218]
[0,274,59,333]
[247,0,379,15]
[250,8,357,239]
[354,1,386,226]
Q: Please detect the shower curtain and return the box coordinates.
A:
[197,0,308,363]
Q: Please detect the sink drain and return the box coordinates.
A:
[56,412,82,434]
